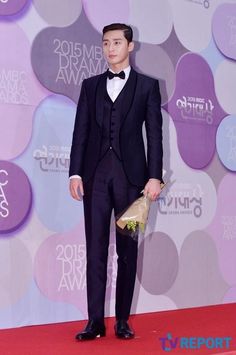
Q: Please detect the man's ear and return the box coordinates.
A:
[128,41,134,53]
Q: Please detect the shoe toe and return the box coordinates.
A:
[115,321,134,339]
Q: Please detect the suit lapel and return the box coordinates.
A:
[120,68,137,125]
[95,68,138,127]
[95,72,107,128]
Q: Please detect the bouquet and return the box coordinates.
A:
[116,182,167,241]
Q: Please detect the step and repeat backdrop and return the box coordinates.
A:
[0,0,236,329]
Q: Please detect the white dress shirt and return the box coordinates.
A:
[106,66,131,102]
[70,66,131,180]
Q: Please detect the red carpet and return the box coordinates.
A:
[0,303,236,355]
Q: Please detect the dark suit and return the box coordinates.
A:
[69,67,163,322]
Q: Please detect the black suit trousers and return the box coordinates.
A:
[83,149,142,321]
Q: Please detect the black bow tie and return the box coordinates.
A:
[107,70,125,80]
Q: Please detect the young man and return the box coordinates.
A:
[69,23,163,340]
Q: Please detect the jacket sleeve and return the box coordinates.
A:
[69,80,89,177]
[145,80,163,182]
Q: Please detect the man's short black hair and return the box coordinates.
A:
[102,23,133,43]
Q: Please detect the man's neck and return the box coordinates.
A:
[109,63,130,73]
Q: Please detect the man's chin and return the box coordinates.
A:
[107,59,118,65]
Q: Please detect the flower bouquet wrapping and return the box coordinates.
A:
[116,182,167,241]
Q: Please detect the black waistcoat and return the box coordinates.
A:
[99,87,126,160]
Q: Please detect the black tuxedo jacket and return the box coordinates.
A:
[69,68,163,187]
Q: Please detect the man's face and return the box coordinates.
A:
[102,30,134,68]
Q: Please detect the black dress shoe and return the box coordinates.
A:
[75,320,106,341]
[114,320,134,339]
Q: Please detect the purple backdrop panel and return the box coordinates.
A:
[31,10,107,104]
[216,115,236,172]
[83,0,129,33]
[0,0,29,16]
[207,173,236,286]
[33,0,82,27]
[166,230,228,308]
[212,3,236,61]
[137,232,179,295]
[34,221,117,316]
[165,53,226,169]
[0,161,32,234]
[0,21,47,160]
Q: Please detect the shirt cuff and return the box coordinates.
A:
[69,175,81,180]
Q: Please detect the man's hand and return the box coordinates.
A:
[69,178,84,201]
[144,178,162,201]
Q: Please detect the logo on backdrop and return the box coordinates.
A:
[56,243,117,291]
[176,96,214,124]
[157,183,203,218]
[228,16,236,46]
[0,169,9,218]
[225,125,236,162]
[221,216,236,240]
[158,333,231,352]
[165,52,226,169]
[33,144,70,173]
[0,69,28,104]
[34,227,117,316]
[54,38,105,86]
[56,243,86,291]
[0,161,32,234]
[31,10,107,103]
[185,0,210,9]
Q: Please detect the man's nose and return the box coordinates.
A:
[108,43,114,51]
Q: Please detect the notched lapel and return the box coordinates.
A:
[95,72,107,128]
